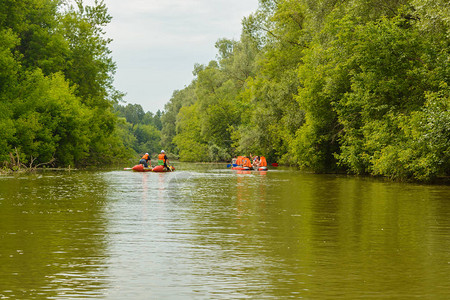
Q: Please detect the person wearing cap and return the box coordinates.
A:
[158,150,169,170]
[139,153,151,168]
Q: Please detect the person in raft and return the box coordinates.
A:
[259,156,268,168]
[231,156,237,165]
[252,156,260,169]
[140,153,151,168]
[242,156,253,169]
[158,150,169,170]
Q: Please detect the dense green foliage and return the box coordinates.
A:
[0,0,131,168]
[160,0,449,181]
[113,103,162,157]
[1,0,448,181]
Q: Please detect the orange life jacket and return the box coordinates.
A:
[141,154,150,160]
[242,157,252,168]
[259,156,267,167]
[236,156,244,165]
[158,153,166,165]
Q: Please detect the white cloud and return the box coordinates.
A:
[95,0,259,112]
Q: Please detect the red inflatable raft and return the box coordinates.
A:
[231,166,251,170]
[131,164,153,172]
[130,165,175,172]
[231,166,268,171]
[151,165,175,172]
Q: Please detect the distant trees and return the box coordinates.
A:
[160,0,449,181]
[113,103,162,156]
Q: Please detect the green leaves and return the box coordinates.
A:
[161,33,260,161]
[369,84,450,181]
[0,0,128,168]
[146,0,450,181]
[173,104,208,161]
[9,70,92,166]
[324,14,448,180]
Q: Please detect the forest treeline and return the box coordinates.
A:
[0,0,134,168]
[160,0,449,182]
[1,0,448,182]
[0,0,167,170]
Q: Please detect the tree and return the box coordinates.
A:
[157,0,449,181]
[161,84,197,154]
[11,70,91,166]
[0,0,130,168]
[173,103,208,161]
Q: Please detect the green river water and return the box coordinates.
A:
[0,163,449,299]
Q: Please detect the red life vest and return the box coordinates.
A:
[259,156,267,167]
[242,157,252,168]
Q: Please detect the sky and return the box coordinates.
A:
[96,0,260,113]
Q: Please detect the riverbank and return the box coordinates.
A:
[2,160,449,185]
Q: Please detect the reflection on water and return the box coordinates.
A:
[0,172,110,299]
[0,164,449,299]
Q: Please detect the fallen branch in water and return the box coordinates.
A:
[28,156,56,170]
[1,148,56,173]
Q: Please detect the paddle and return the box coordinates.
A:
[271,163,279,167]
[227,163,238,168]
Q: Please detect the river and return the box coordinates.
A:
[1,163,449,299]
